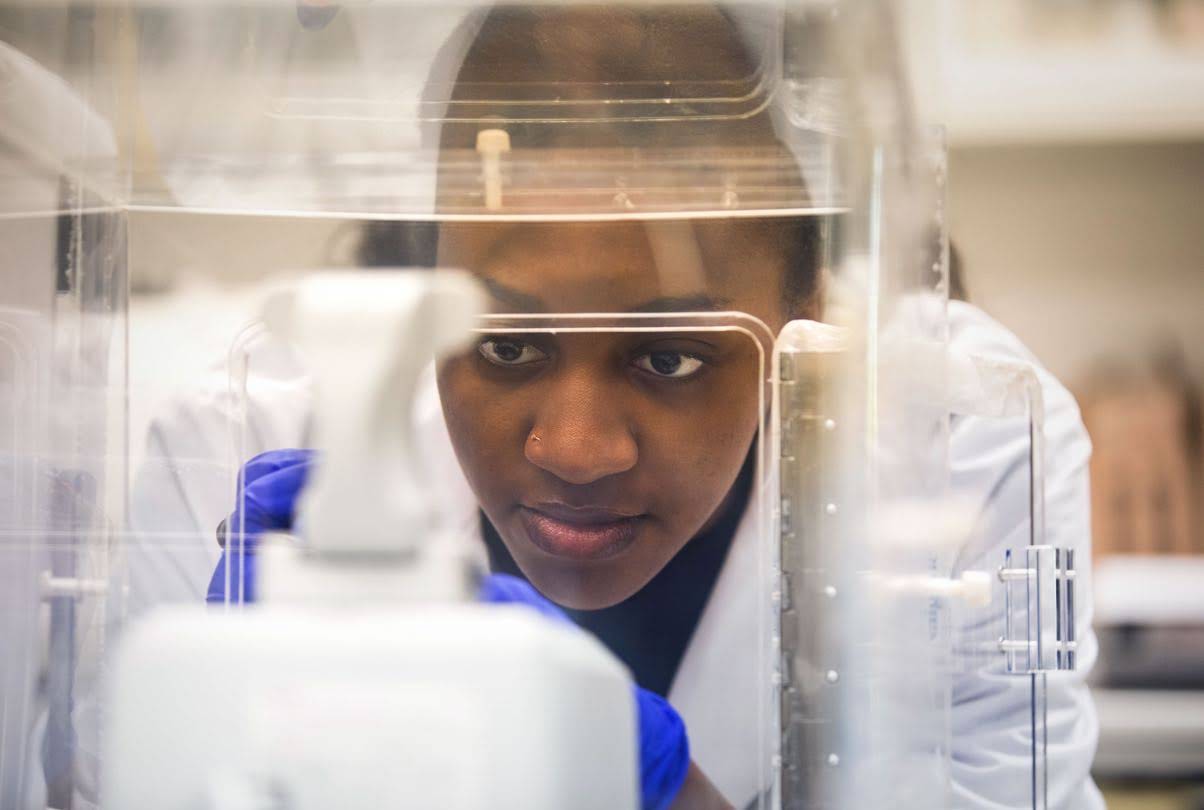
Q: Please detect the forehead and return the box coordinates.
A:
[437,220,791,316]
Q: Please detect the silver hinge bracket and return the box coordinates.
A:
[998,545,1077,673]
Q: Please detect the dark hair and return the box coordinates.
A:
[356,214,823,320]
[948,239,968,302]
[357,220,439,268]
[764,215,825,318]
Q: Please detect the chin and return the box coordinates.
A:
[525,565,641,612]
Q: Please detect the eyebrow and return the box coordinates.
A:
[628,294,731,313]
[482,278,730,314]
[481,277,546,311]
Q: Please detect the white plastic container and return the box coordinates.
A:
[104,603,638,810]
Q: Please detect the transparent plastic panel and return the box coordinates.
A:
[773,2,960,801]
[772,4,1071,805]
[0,207,127,805]
[948,354,1074,810]
[125,0,840,218]
[206,219,790,807]
[1,2,1069,809]
[775,144,954,808]
[1,5,127,806]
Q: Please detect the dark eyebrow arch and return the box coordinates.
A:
[481,278,728,315]
[481,277,547,312]
[627,294,731,313]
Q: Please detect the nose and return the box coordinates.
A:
[525,370,638,485]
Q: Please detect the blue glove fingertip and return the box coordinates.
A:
[205,548,258,605]
[636,688,690,810]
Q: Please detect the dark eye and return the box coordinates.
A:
[478,338,547,367]
[633,350,705,379]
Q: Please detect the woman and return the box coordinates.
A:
[157,5,1101,808]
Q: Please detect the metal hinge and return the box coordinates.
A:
[998,545,1077,673]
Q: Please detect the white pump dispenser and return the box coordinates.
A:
[255,270,484,605]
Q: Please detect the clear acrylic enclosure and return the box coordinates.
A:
[1,1,1069,808]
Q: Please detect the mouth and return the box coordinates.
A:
[518,503,644,562]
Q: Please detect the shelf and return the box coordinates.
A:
[929,0,1204,145]
[944,50,1204,145]
[1093,689,1204,778]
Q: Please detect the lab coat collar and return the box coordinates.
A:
[668,461,774,808]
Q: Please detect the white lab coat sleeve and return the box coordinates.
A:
[125,394,234,615]
[947,302,1103,810]
[125,356,312,618]
[667,492,771,809]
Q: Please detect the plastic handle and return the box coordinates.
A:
[263,270,485,556]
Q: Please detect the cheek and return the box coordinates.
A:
[639,363,761,530]
[436,358,525,502]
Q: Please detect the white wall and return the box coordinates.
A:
[948,141,1204,388]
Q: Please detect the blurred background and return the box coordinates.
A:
[118,1,1204,806]
[935,1,1204,808]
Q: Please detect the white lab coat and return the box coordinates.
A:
[125,301,1102,809]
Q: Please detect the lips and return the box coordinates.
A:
[518,503,643,561]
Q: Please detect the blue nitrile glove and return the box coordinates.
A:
[206,449,316,604]
[480,573,691,810]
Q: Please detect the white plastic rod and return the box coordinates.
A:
[870,570,993,608]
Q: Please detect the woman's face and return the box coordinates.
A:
[436,220,795,609]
